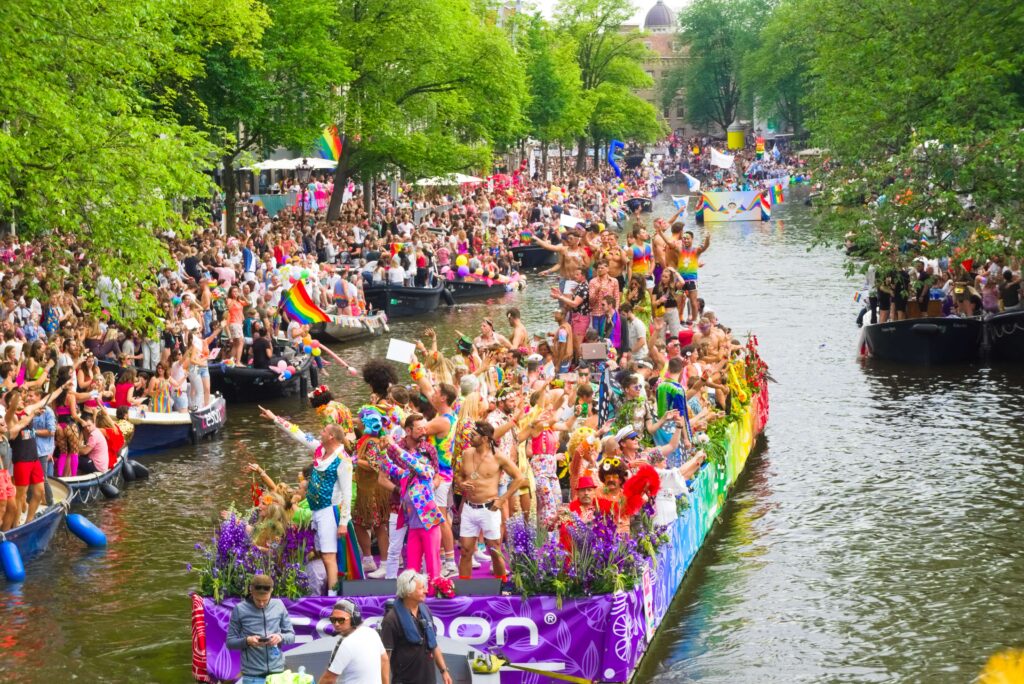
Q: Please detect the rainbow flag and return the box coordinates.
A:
[769,184,784,205]
[281,281,330,324]
[316,125,343,162]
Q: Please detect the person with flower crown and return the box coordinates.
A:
[308,384,355,438]
[257,405,353,596]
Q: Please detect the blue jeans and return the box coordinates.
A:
[242,677,269,684]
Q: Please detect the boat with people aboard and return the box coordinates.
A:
[363,276,449,319]
[859,316,983,365]
[510,245,558,270]
[1,479,106,583]
[210,355,314,402]
[444,273,525,302]
[58,447,148,503]
[104,396,228,454]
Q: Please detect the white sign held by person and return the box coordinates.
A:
[385,339,416,365]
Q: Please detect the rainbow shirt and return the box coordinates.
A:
[631,243,653,276]
[431,410,457,481]
[678,247,699,281]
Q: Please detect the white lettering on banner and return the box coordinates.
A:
[286,611,540,648]
[450,617,489,645]
[292,617,313,644]
[496,617,539,647]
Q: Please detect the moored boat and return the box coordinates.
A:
[860,316,982,365]
[624,195,654,213]
[210,355,313,402]
[2,479,73,581]
[363,278,446,319]
[986,309,1024,363]
[105,396,227,454]
[59,448,128,503]
[310,311,389,344]
[510,245,557,270]
[445,275,522,301]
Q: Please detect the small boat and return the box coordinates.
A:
[59,448,127,503]
[445,275,521,301]
[311,312,389,344]
[986,309,1024,363]
[2,479,73,578]
[210,355,313,402]
[624,196,653,213]
[511,245,557,270]
[108,396,228,454]
[860,316,982,364]
[363,278,446,319]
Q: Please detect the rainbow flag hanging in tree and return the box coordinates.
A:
[281,281,330,324]
[316,125,343,162]
[769,184,784,205]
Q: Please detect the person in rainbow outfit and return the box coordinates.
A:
[352,405,392,578]
[257,405,357,596]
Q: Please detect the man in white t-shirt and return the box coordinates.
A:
[321,599,389,684]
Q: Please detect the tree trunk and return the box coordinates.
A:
[221,154,238,236]
[559,143,564,178]
[541,143,548,179]
[326,138,354,222]
[576,136,588,171]
[592,137,600,170]
[363,177,373,216]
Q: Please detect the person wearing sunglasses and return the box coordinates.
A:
[322,598,389,684]
[226,574,295,684]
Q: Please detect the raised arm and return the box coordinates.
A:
[258,405,322,453]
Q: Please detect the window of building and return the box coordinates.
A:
[677,103,685,118]
[645,70,654,80]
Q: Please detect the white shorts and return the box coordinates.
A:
[311,506,339,554]
[460,503,501,541]
[434,479,452,510]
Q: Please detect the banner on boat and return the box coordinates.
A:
[195,383,769,683]
[695,190,771,222]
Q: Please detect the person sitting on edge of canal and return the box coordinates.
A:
[226,574,296,684]
[379,570,453,684]
[320,598,389,684]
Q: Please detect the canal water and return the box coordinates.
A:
[2,190,1022,683]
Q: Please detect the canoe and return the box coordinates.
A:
[860,316,982,364]
[210,354,312,402]
[4,479,73,569]
[511,245,557,270]
[104,396,227,454]
[986,309,1024,363]
[59,449,126,504]
[624,196,653,213]
[363,278,445,319]
[311,312,389,344]
[445,276,521,302]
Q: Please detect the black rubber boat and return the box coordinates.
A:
[986,309,1024,363]
[445,277,518,301]
[363,278,446,318]
[624,196,653,213]
[209,354,313,401]
[511,245,557,270]
[860,316,982,365]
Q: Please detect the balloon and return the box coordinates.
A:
[475,268,484,276]
[287,365,296,373]
[310,340,321,348]
[171,296,181,306]
[457,265,470,277]
[303,335,312,345]
[303,345,313,354]
[455,255,468,267]
[281,371,292,380]
[300,269,310,280]
[312,348,321,357]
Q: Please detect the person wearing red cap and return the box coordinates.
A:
[568,475,599,522]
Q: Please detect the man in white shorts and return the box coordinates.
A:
[455,421,525,579]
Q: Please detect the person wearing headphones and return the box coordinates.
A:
[226,575,295,684]
[320,598,389,684]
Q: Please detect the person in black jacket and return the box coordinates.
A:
[380,571,452,684]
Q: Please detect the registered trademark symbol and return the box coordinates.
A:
[543,612,557,625]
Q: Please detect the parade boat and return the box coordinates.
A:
[445,274,523,302]
[510,245,557,270]
[694,190,771,222]
[210,354,313,402]
[860,316,983,365]
[190,376,771,684]
[363,277,447,319]
[59,447,135,503]
[985,309,1024,363]
[310,311,389,344]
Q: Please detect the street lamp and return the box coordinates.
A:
[296,158,313,224]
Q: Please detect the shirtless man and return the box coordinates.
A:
[656,221,710,324]
[533,229,591,289]
[455,421,526,579]
[598,231,630,287]
[507,307,528,349]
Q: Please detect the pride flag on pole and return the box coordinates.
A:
[281,281,330,324]
[316,125,343,162]
[768,184,784,204]
[671,195,688,211]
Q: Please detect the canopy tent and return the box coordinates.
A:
[795,148,826,157]
[249,157,337,171]
[415,173,483,186]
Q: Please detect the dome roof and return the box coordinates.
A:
[644,1,674,29]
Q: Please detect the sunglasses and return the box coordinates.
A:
[329,617,349,625]
[252,584,273,592]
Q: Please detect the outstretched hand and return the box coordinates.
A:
[257,405,275,421]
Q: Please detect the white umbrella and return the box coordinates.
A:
[294,157,337,170]
[416,173,482,186]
